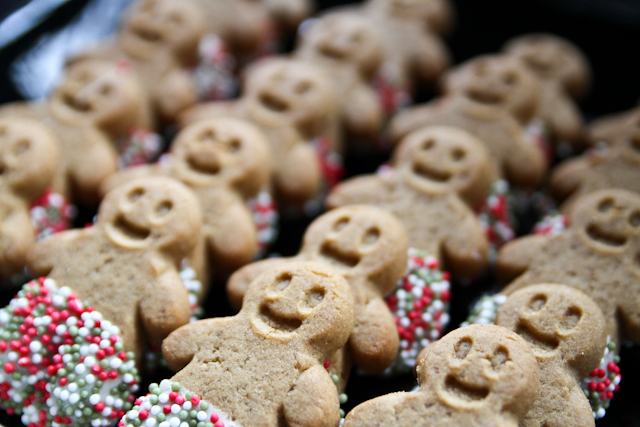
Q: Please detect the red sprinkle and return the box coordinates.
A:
[4,363,15,374]
[163,405,171,415]
[191,395,200,406]
[211,414,219,423]
[169,392,178,401]
[175,395,185,405]
[323,360,331,369]
[95,402,105,412]
[138,410,148,420]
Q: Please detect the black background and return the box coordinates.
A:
[1,0,640,426]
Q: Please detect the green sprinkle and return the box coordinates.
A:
[190,410,198,418]
[179,410,189,420]
[339,394,348,404]
[331,374,339,384]
[172,382,182,392]
[115,342,124,351]
[339,409,345,418]
[157,413,166,422]
[149,395,158,405]
[83,407,93,416]
[200,402,209,410]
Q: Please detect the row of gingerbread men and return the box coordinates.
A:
[0,171,625,427]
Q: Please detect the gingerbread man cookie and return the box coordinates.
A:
[182,57,342,206]
[160,262,355,427]
[103,117,271,287]
[497,189,640,345]
[227,205,408,374]
[362,0,451,86]
[391,69,546,188]
[550,134,640,209]
[71,0,206,123]
[502,34,590,146]
[496,284,606,427]
[0,118,60,277]
[295,12,384,141]
[328,126,491,279]
[342,324,540,427]
[0,59,151,205]
[27,176,202,359]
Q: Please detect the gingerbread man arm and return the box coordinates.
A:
[549,157,589,204]
[326,175,387,209]
[540,91,584,146]
[412,33,451,85]
[0,203,35,277]
[154,69,199,123]
[349,297,399,372]
[441,209,489,279]
[496,235,548,285]
[273,130,322,203]
[503,120,546,188]
[284,364,341,427]
[69,127,118,205]
[389,104,434,144]
[139,262,192,346]
[617,266,640,344]
[206,198,258,273]
[343,84,383,140]
[27,229,83,277]
[226,257,292,311]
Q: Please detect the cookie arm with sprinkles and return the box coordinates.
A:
[140,268,192,346]
[495,234,548,286]
[227,257,292,311]
[163,318,233,372]
[284,364,341,427]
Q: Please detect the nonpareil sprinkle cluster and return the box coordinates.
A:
[0,278,139,427]
[384,249,451,374]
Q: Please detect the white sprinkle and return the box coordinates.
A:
[90,394,101,405]
[146,419,157,427]
[171,404,181,414]
[169,418,180,427]
[110,358,122,369]
[75,364,86,375]
[69,393,80,404]
[158,394,169,404]
[60,390,70,401]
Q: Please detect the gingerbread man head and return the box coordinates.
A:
[393,126,497,206]
[243,57,339,140]
[503,33,590,100]
[441,54,542,124]
[342,324,540,427]
[366,0,455,36]
[496,284,606,427]
[297,13,384,81]
[163,262,355,427]
[120,0,206,66]
[50,59,152,138]
[0,118,60,276]
[171,117,272,198]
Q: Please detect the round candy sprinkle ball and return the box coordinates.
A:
[0,278,140,427]
[120,380,240,427]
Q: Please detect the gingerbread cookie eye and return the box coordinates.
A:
[454,337,472,359]
[490,346,509,371]
[598,197,614,213]
[629,211,640,227]
[559,306,582,331]
[528,294,547,311]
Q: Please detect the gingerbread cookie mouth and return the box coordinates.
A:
[318,45,347,61]
[258,304,302,332]
[131,27,162,43]
[413,163,452,183]
[444,375,489,402]
[586,224,627,247]
[319,242,360,271]
[465,88,504,105]
[112,215,151,241]
[187,154,221,175]
[62,94,92,113]
[259,93,290,113]
[515,323,559,353]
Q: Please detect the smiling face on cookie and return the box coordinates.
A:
[420,325,539,417]
[395,126,494,205]
[300,13,383,77]
[0,118,60,198]
[121,0,205,64]
[244,262,354,350]
[99,177,201,256]
[171,118,271,195]
[302,206,408,293]
[443,54,540,123]
[245,58,336,132]
[503,34,590,98]
[570,190,640,253]
[50,59,145,133]
[495,284,606,376]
